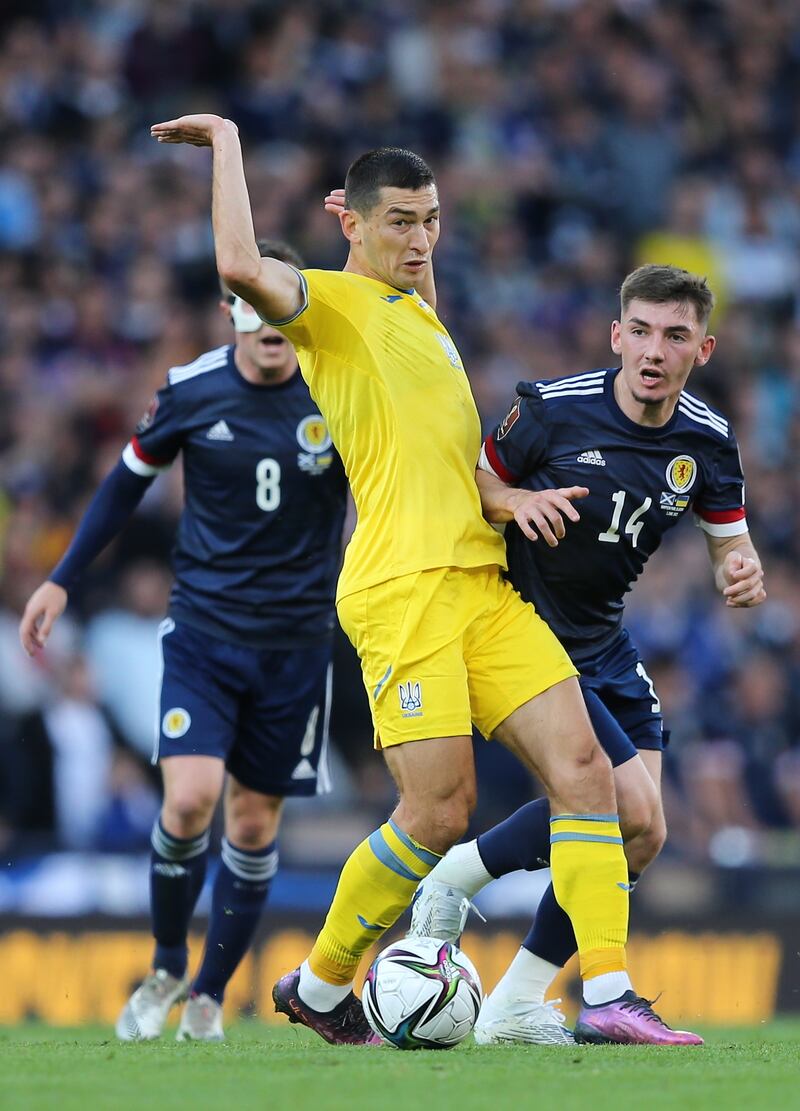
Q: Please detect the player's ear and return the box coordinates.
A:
[220,299,233,324]
[340,208,363,245]
[610,320,623,355]
[694,334,716,366]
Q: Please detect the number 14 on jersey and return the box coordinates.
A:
[599,490,652,547]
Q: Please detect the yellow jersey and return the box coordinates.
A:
[269,269,505,601]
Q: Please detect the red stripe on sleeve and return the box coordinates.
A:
[694,506,747,524]
[131,435,170,468]
[484,436,518,484]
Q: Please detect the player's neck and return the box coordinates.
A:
[234,347,296,387]
[613,373,679,428]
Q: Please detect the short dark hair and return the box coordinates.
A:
[344,148,436,215]
[219,239,304,300]
[620,264,715,327]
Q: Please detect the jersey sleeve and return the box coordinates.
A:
[122,381,182,477]
[479,384,551,483]
[259,269,360,358]
[692,428,748,537]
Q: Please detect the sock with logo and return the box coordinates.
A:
[150,818,210,979]
[477,797,552,877]
[192,838,278,1003]
[549,813,629,982]
[305,819,440,999]
[523,869,641,974]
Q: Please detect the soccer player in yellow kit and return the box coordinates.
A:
[151,114,674,1047]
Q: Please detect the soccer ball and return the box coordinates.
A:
[362,936,482,1049]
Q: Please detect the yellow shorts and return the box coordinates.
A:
[336,565,577,748]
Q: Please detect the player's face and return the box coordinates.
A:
[347,185,440,291]
[611,299,716,417]
[222,298,298,384]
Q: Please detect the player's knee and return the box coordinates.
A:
[399,787,474,854]
[429,801,471,852]
[162,786,218,838]
[619,791,654,843]
[227,808,282,850]
[643,808,667,861]
[548,736,614,803]
[624,809,667,872]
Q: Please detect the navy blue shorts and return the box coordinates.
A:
[154,619,332,797]
[578,630,667,769]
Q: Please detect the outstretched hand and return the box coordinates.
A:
[506,486,589,547]
[151,114,234,147]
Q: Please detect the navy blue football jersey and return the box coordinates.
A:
[123,345,348,646]
[481,367,747,665]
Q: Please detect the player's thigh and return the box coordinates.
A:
[600,644,668,759]
[581,687,638,769]
[581,688,659,840]
[337,569,474,750]
[612,753,661,841]
[637,747,666,842]
[494,676,615,814]
[383,734,477,852]
[156,620,245,768]
[465,571,577,744]
[160,754,226,823]
[228,641,334,799]
[224,775,284,848]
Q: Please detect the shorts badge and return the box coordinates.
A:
[398,681,423,718]
[665,455,696,494]
[162,708,191,739]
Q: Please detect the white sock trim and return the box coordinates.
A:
[582,970,633,1006]
[429,840,493,898]
[298,960,353,1013]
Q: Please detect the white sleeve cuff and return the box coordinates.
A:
[122,442,172,477]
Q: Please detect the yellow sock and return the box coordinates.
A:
[309,819,441,984]
[549,813,629,981]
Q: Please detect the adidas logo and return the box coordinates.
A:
[152,863,188,878]
[291,758,316,781]
[206,420,234,442]
[577,449,606,466]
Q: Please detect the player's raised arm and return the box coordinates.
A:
[151,115,304,323]
[704,531,766,608]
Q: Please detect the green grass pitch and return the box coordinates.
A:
[2,1021,799,1111]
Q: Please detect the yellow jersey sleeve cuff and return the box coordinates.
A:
[257,266,309,326]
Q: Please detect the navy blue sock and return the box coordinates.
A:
[192,838,278,1003]
[524,871,641,967]
[477,797,551,877]
[150,818,210,979]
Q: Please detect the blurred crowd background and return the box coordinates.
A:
[1,0,800,880]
